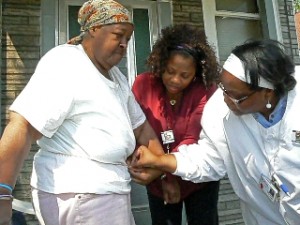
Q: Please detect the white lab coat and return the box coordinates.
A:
[174,74,300,225]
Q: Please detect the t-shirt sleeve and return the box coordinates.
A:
[9,47,74,138]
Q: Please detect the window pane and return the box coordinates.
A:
[216,0,258,13]
[133,8,151,74]
[216,17,263,63]
[68,6,81,40]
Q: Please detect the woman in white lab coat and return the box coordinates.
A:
[129,39,300,225]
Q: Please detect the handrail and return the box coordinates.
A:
[12,199,35,215]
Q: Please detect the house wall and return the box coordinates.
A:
[1,0,40,224]
[278,0,300,64]
[1,0,299,225]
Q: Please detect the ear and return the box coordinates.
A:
[263,88,276,101]
[88,28,97,38]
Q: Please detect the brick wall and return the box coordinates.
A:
[1,0,40,224]
[278,0,300,64]
[172,0,204,28]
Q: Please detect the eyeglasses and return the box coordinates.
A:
[218,82,257,105]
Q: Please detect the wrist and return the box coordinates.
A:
[0,183,13,195]
[0,194,13,201]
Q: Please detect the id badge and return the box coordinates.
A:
[259,174,279,202]
[161,130,175,145]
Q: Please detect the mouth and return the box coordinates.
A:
[167,85,181,93]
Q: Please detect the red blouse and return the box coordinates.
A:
[132,72,216,200]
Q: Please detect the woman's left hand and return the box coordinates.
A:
[162,178,180,204]
[128,166,162,185]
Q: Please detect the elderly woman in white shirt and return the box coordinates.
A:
[0,0,164,225]
[129,39,300,225]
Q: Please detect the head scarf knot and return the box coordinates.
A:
[68,0,132,45]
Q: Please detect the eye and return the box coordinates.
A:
[181,73,192,79]
[112,32,123,38]
[166,68,175,75]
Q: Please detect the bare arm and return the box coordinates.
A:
[133,120,164,156]
[0,111,42,225]
[130,120,165,185]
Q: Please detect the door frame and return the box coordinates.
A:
[41,0,172,86]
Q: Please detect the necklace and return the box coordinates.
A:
[170,100,176,106]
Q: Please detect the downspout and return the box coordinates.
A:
[284,0,294,60]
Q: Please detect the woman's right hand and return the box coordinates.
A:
[0,200,12,225]
[130,145,177,174]
[130,145,159,168]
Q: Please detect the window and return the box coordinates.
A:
[202,0,282,64]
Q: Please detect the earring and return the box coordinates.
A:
[266,99,272,109]
[201,60,207,87]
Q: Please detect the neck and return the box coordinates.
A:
[167,92,183,106]
[82,41,110,79]
[261,95,280,120]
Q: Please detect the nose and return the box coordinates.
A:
[170,75,181,84]
[119,43,127,49]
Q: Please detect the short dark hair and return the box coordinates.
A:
[147,24,220,87]
[232,39,296,96]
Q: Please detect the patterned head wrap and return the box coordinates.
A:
[68,0,133,45]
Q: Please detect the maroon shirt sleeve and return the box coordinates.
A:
[172,83,217,152]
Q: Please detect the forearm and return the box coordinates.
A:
[134,120,164,155]
[154,154,177,174]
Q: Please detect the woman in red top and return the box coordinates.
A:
[132,24,220,225]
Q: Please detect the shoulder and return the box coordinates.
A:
[201,89,229,125]
[134,72,153,84]
[38,44,88,70]
[132,72,158,91]
[186,82,217,102]
[42,44,84,59]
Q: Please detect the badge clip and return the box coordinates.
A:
[292,130,300,143]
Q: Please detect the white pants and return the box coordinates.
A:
[31,188,136,225]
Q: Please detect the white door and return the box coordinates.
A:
[57,0,172,87]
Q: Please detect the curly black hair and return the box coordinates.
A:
[147,24,220,87]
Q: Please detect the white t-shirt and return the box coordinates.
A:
[10,44,146,194]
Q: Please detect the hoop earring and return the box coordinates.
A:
[266,99,272,109]
[201,60,207,87]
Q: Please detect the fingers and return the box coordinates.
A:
[161,179,181,204]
